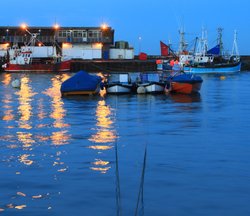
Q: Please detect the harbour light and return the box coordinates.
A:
[21,23,28,30]
[93,43,103,49]
[54,24,60,30]
[101,23,108,30]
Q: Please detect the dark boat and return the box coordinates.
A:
[165,72,203,94]
[60,70,102,96]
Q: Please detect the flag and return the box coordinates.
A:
[160,41,169,56]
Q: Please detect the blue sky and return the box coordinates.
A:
[1,0,250,55]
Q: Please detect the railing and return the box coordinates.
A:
[0,35,113,44]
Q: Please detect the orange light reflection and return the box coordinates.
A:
[17,132,35,148]
[43,74,71,146]
[88,100,117,174]
[16,76,36,129]
[19,154,33,165]
[51,131,71,146]
[1,73,11,85]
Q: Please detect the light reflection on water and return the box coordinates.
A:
[0,72,250,215]
[89,99,117,174]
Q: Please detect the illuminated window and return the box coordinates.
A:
[88,30,101,38]
[73,30,87,38]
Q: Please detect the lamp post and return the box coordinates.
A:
[138,36,142,54]
[53,23,59,41]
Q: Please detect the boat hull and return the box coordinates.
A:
[183,62,241,74]
[170,82,202,94]
[4,60,71,72]
[61,88,100,96]
[139,82,165,93]
[106,84,132,94]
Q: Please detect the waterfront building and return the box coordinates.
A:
[109,41,134,59]
[0,25,114,60]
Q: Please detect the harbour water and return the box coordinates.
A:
[0,71,250,216]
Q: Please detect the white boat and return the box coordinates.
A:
[105,73,133,94]
[137,73,164,93]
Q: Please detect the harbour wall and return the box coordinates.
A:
[239,56,250,71]
[70,56,250,72]
[70,59,157,72]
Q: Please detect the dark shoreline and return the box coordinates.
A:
[1,56,250,73]
[71,56,250,72]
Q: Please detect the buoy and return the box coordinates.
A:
[137,86,146,94]
[11,79,21,88]
[220,76,226,80]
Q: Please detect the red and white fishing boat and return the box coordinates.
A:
[2,29,71,72]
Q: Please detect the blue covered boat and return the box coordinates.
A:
[60,70,102,96]
[165,72,203,94]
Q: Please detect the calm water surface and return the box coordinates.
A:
[0,72,250,216]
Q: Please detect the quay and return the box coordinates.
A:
[239,55,250,71]
[69,56,250,72]
[70,59,157,72]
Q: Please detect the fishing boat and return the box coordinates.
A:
[2,28,71,72]
[60,70,102,96]
[105,73,134,94]
[137,73,165,93]
[183,61,241,74]
[183,29,241,74]
[165,72,203,94]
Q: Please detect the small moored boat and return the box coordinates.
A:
[165,72,203,94]
[137,73,165,93]
[60,70,102,96]
[105,73,133,94]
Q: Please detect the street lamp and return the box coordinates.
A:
[138,36,142,54]
[21,23,27,30]
[54,23,60,30]
[101,23,108,30]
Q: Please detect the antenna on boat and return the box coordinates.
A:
[217,27,224,55]
[21,24,43,46]
[178,27,188,54]
[201,27,208,55]
[193,36,199,54]
[231,30,239,59]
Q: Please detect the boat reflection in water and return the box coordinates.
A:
[88,99,117,174]
[168,92,201,103]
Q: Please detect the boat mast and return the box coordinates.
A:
[193,36,199,54]
[201,27,208,56]
[231,30,239,59]
[178,27,188,54]
[217,27,223,55]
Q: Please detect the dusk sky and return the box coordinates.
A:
[1,0,250,55]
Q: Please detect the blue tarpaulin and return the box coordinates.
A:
[60,70,101,93]
[168,73,203,83]
[141,73,160,82]
[207,44,220,55]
